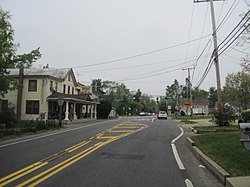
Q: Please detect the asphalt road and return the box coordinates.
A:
[0,117,223,187]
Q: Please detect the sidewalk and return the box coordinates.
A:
[179,118,250,187]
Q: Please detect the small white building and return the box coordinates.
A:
[0,67,99,122]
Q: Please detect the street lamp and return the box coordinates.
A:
[58,96,64,127]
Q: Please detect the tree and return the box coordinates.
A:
[223,72,250,110]
[192,87,208,100]
[0,8,41,97]
[239,3,250,71]
[208,87,217,110]
[165,79,183,112]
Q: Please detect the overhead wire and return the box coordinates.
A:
[217,10,250,52]
[70,34,211,69]
[216,0,241,31]
[194,9,250,88]
[75,56,198,74]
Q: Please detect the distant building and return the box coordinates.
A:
[179,98,209,115]
[0,67,99,121]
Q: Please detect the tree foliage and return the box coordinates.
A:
[91,79,157,116]
[223,72,250,110]
[239,3,250,72]
[0,8,41,97]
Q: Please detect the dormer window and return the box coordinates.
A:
[68,75,71,81]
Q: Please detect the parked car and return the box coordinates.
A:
[157,111,168,119]
[139,112,146,116]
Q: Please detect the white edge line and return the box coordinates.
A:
[171,125,185,170]
[171,143,185,170]
[171,125,194,187]
[185,179,194,187]
[0,120,109,148]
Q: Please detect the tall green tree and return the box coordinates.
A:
[208,86,217,110]
[192,87,208,100]
[0,8,41,97]
[223,72,250,110]
[165,79,182,111]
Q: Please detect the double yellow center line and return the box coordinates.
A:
[0,122,147,187]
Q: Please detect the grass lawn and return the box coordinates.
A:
[175,115,212,120]
[192,132,250,177]
[193,125,239,133]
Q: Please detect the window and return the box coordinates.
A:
[72,88,74,95]
[55,82,58,91]
[28,80,37,92]
[68,75,71,81]
[26,100,39,114]
[63,84,66,93]
[68,86,70,94]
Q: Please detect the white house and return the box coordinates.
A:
[0,67,99,122]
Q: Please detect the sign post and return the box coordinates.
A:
[185,100,191,109]
[58,96,64,127]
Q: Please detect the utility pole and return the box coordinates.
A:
[182,67,194,116]
[194,0,224,124]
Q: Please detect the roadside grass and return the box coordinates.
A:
[175,115,212,120]
[193,125,239,133]
[191,132,250,177]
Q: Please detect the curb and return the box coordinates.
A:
[186,137,230,185]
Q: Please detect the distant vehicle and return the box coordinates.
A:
[193,108,205,115]
[157,111,168,119]
[139,112,146,116]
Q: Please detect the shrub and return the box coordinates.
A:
[212,103,236,126]
[0,107,17,128]
[241,109,250,122]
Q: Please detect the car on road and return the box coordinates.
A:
[157,111,168,119]
[139,112,146,116]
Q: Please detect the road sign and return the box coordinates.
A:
[185,100,190,108]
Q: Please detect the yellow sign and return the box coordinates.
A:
[185,100,190,108]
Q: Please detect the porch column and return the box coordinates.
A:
[64,101,69,121]
[94,104,97,119]
[90,105,93,118]
[73,102,77,120]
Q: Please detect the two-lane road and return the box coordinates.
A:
[0,117,222,187]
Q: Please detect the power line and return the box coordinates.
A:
[71,35,211,69]
[117,64,194,82]
[216,0,241,31]
[217,10,250,51]
[75,56,198,74]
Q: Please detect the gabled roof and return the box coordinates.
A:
[6,68,72,81]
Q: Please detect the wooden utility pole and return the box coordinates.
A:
[183,67,194,115]
[17,64,24,121]
[194,0,224,124]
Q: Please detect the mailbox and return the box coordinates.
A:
[239,123,250,150]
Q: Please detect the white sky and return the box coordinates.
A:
[1,0,249,97]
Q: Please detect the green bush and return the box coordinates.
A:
[212,103,236,126]
[241,109,250,122]
[0,107,17,128]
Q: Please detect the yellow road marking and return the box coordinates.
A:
[1,123,148,187]
[109,130,135,133]
[17,142,104,187]
[115,126,141,129]
[97,136,119,139]
[0,162,41,183]
[0,162,48,186]
[66,140,91,153]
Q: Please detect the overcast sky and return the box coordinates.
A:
[1,0,249,96]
